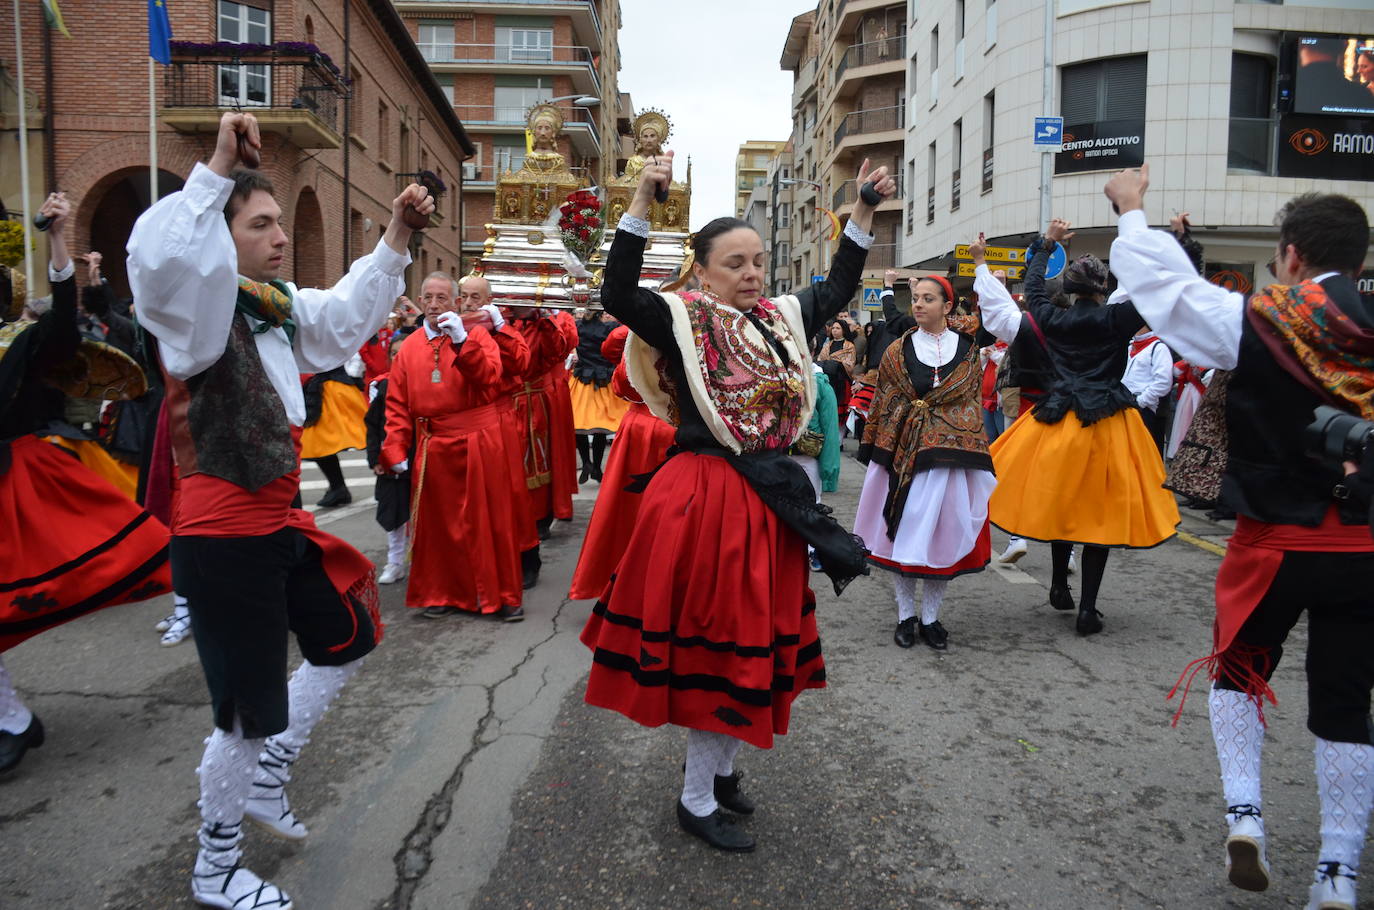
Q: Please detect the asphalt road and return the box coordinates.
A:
[0,452,1350,909]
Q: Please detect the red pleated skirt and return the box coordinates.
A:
[579,451,826,750]
[567,403,677,600]
[1,435,172,652]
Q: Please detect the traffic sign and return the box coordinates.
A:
[1033,116,1064,149]
[957,262,1024,279]
[1024,243,1068,280]
[861,286,884,310]
[954,244,1024,264]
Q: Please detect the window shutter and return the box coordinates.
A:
[1061,61,1102,125]
[1103,55,1147,121]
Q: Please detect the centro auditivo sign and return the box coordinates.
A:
[1055,118,1145,175]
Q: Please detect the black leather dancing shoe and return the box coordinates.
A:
[316,486,352,508]
[1076,606,1104,636]
[676,801,756,852]
[714,771,755,816]
[893,617,917,648]
[578,464,592,485]
[918,620,949,651]
[1048,584,1075,611]
[0,715,44,774]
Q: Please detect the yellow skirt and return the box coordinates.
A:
[568,376,629,434]
[45,436,140,501]
[300,381,367,459]
[989,408,1179,548]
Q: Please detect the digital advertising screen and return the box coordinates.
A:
[1293,34,1374,117]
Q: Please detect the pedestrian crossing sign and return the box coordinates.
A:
[862,287,883,310]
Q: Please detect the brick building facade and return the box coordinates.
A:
[1,0,474,298]
[392,0,626,273]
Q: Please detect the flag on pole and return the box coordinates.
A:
[816,207,842,241]
[42,0,72,38]
[148,0,173,64]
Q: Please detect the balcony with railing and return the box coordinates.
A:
[832,174,904,214]
[459,160,592,192]
[832,104,905,150]
[791,55,818,106]
[161,52,348,148]
[866,242,898,269]
[453,104,600,157]
[420,43,600,95]
[396,0,602,48]
[834,34,906,90]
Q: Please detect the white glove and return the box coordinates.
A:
[343,352,365,379]
[481,303,505,330]
[435,311,468,343]
[391,459,409,473]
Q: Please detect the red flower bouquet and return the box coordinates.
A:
[558,189,604,267]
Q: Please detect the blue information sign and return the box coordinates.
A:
[1033,116,1064,148]
[1024,242,1068,281]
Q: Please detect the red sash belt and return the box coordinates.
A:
[416,400,512,436]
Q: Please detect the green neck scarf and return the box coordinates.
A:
[236,277,296,345]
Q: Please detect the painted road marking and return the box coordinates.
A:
[1176,530,1227,557]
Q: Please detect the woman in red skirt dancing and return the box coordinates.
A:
[579,152,892,851]
[567,325,676,600]
[1,192,171,774]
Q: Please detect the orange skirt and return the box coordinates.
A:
[989,408,1179,548]
[45,436,139,501]
[300,381,367,459]
[568,376,629,434]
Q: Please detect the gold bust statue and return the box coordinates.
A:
[518,103,570,177]
[621,109,670,181]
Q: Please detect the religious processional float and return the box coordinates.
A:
[474,106,692,308]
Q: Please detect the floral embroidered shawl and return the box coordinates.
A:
[862,324,989,538]
[1247,279,1374,420]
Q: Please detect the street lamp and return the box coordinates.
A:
[547,95,600,107]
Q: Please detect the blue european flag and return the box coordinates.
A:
[149,0,173,65]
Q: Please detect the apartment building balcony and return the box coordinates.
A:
[791,56,818,108]
[454,104,600,158]
[458,160,592,192]
[420,43,600,96]
[832,174,903,217]
[836,0,901,36]
[395,0,602,51]
[865,242,898,269]
[161,54,347,148]
[833,35,905,100]
[829,104,904,166]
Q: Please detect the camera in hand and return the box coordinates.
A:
[33,213,52,232]
[1305,404,1374,464]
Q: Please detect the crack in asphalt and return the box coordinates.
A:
[381,592,572,910]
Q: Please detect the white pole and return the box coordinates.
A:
[1039,0,1054,229]
[149,57,159,203]
[13,0,35,295]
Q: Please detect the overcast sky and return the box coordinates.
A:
[616,2,807,230]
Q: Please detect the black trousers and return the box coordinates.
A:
[1217,550,1374,744]
[172,528,378,739]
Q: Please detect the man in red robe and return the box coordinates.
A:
[456,274,542,590]
[504,303,580,586]
[383,274,526,620]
